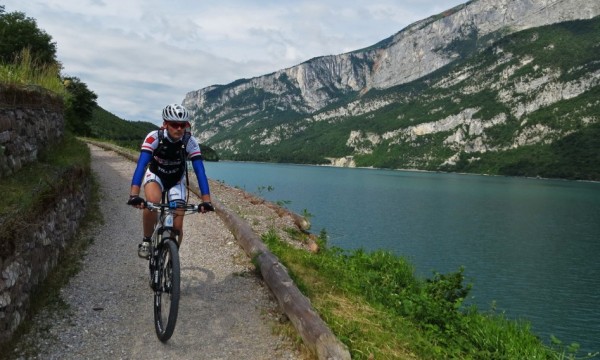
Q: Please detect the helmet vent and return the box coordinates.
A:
[162,104,189,121]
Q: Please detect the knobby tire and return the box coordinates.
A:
[153,238,180,342]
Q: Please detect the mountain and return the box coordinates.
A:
[182,0,600,180]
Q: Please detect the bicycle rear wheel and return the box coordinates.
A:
[153,238,180,342]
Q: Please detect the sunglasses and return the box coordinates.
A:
[167,122,188,129]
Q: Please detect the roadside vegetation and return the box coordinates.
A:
[263,229,597,359]
[0,134,90,218]
[0,48,65,96]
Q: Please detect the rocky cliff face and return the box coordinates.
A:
[367,0,600,89]
[182,0,600,174]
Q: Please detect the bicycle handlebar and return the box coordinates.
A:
[128,195,213,213]
[145,201,201,213]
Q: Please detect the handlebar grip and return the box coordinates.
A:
[127,196,146,207]
[198,202,214,212]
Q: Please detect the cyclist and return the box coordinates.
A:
[127,103,214,259]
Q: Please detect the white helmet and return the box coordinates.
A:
[162,104,189,122]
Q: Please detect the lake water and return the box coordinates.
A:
[204,161,600,354]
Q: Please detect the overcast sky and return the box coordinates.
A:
[4,0,465,125]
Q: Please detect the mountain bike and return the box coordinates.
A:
[142,199,203,342]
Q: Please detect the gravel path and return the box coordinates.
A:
[8,145,302,360]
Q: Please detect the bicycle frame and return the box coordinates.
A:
[147,202,199,237]
[143,200,200,341]
[146,201,198,290]
[151,204,174,291]
[151,202,178,249]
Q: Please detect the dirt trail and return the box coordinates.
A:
[9,144,300,360]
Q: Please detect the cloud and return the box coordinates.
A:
[3,0,465,124]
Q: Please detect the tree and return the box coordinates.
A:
[64,76,98,136]
[0,8,58,65]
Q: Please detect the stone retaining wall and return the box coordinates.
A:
[0,86,90,344]
[0,174,91,343]
[0,85,64,178]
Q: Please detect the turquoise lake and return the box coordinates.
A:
[204,161,600,354]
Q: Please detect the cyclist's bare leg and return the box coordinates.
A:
[167,181,187,247]
[143,181,161,237]
[174,210,185,246]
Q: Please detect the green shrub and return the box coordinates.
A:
[261,230,584,359]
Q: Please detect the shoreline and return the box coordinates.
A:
[210,158,600,184]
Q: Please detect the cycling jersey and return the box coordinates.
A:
[131,129,210,195]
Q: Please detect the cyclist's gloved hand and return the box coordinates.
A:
[127,195,145,207]
[199,202,214,213]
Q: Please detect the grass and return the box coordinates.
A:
[0,134,89,220]
[0,48,67,96]
[262,229,597,359]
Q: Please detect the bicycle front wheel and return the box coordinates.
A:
[153,238,180,342]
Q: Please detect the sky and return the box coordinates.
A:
[4,0,466,125]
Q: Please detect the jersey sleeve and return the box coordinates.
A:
[131,151,152,186]
[186,135,203,160]
[131,130,158,186]
[187,136,209,195]
[192,158,210,195]
[141,130,160,153]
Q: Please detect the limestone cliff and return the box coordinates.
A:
[182,0,600,178]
